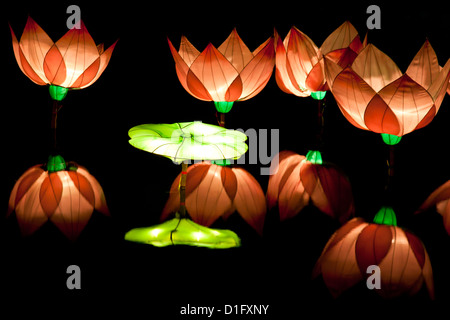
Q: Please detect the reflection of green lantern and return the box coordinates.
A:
[373,206,397,226]
[305,150,323,165]
[125,217,241,249]
[381,133,402,145]
[311,91,326,100]
[48,85,69,101]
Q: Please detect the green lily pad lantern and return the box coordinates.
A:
[125,217,240,249]
[129,121,248,164]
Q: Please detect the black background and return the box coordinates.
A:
[1,0,450,317]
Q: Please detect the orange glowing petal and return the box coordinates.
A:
[218,29,253,73]
[10,166,44,213]
[355,224,392,272]
[330,67,376,131]
[221,166,238,200]
[7,166,48,236]
[406,40,440,89]
[53,20,100,88]
[187,165,233,226]
[75,40,118,89]
[49,171,94,241]
[233,168,266,235]
[377,228,429,298]
[313,219,367,297]
[10,24,48,85]
[311,164,354,223]
[352,44,403,93]
[275,30,308,96]
[266,151,305,210]
[428,59,450,111]
[189,43,241,101]
[364,94,400,135]
[168,37,211,101]
[178,36,200,67]
[286,27,321,92]
[13,17,53,84]
[44,44,67,85]
[76,166,109,215]
[278,160,309,221]
[305,60,326,92]
[320,21,360,56]
[40,173,63,217]
[238,37,275,100]
[68,171,96,209]
[300,163,329,213]
[378,74,434,135]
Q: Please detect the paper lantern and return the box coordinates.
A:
[416,180,450,235]
[275,21,365,98]
[7,155,109,241]
[324,40,450,136]
[161,162,266,235]
[266,150,354,223]
[9,16,117,98]
[125,217,240,249]
[313,209,434,299]
[128,122,248,164]
[168,29,275,113]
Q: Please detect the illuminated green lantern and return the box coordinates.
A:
[125,217,241,249]
[373,206,397,226]
[310,91,326,100]
[305,150,323,165]
[381,133,402,145]
[128,122,248,164]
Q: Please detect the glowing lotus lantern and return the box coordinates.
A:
[324,40,450,138]
[161,162,266,235]
[9,16,117,101]
[7,155,109,241]
[275,21,365,99]
[313,208,434,299]
[266,150,354,223]
[168,29,274,125]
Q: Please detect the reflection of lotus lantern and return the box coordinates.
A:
[7,155,109,241]
[325,40,450,137]
[313,208,434,299]
[161,162,266,235]
[266,150,354,223]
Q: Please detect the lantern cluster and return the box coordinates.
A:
[8,11,450,301]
